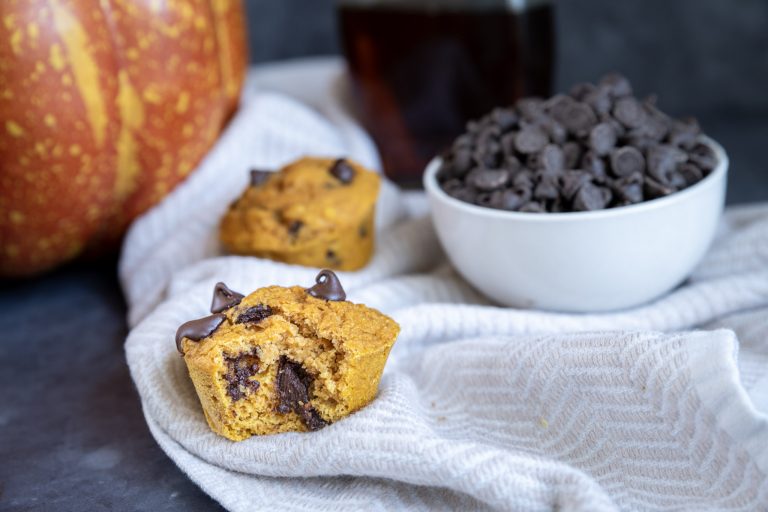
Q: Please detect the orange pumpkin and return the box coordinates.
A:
[0,0,247,277]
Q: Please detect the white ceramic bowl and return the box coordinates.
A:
[424,137,728,312]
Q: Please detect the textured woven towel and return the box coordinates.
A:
[121,60,768,511]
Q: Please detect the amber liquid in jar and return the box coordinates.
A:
[339,2,555,184]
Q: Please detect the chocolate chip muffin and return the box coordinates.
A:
[176,271,399,441]
[220,157,380,270]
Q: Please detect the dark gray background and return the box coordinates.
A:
[2,2,767,511]
[245,0,768,118]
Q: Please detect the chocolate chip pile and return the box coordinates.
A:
[436,73,718,213]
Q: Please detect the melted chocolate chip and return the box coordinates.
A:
[175,313,226,353]
[250,169,271,186]
[224,351,260,401]
[210,282,245,314]
[306,269,346,301]
[275,356,327,431]
[330,158,355,184]
[358,224,368,238]
[235,304,273,324]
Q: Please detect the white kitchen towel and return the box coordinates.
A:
[121,59,768,511]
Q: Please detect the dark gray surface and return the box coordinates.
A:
[0,262,223,512]
[2,2,768,510]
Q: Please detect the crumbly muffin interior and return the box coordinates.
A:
[182,286,399,440]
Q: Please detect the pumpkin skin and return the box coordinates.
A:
[0,0,246,277]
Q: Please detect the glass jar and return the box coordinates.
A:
[338,0,555,184]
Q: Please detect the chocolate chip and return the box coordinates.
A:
[175,313,226,353]
[516,98,546,121]
[325,249,341,266]
[624,133,658,151]
[447,185,477,204]
[306,269,346,301]
[359,224,368,238]
[560,171,593,200]
[500,133,517,157]
[275,357,327,431]
[589,122,617,156]
[526,151,544,170]
[491,107,518,132]
[520,201,545,213]
[330,158,355,184]
[581,151,608,180]
[475,193,494,208]
[612,172,644,204]
[613,97,646,129]
[492,189,527,210]
[514,126,549,154]
[645,177,675,199]
[250,169,271,186]
[235,304,273,324]
[584,88,613,115]
[610,146,645,177]
[451,147,473,177]
[211,282,245,314]
[646,144,687,182]
[556,101,598,136]
[467,169,510,191]
[534,172,561,201]
[562,142,582,169]
[678,162,703,185]
[288,220,303,237]
[667,170,688,189]
[599,114,626,138]
[569,82,597,100]
[437,74,712,213]
[224,351,260,401]
[473,145,501,168]
[638,103,671,141]
[541,144,565,173]
[573,182,611,211]
[441,178,464,196]
[599,72,633,97]
[512,169,534,190]
[503,155,522,173]
[668,118,701,149]
[688,143,717,171]
[542,119,568,145]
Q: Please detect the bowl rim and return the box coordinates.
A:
[423,136,728,222]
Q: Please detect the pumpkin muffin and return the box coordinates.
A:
[175,271,399,441]
[220,157,380,270]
